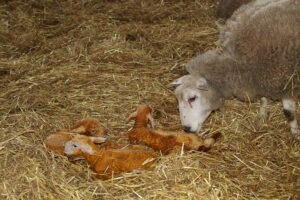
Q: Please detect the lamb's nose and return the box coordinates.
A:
[183,126,191,133]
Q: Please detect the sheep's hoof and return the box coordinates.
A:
[255,115,268,127]
[259,112,268,123]
[258,97,268,124]
[291,128,300,141]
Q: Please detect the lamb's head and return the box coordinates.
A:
[64,135,106,156]
[170,75,223,133]
[126,105,155,128]
[70,118,107,137]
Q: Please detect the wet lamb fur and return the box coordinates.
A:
[64,135,157,180]
[44,118,107,155]
[126,105,219,154]
[44,132,75,155]
[184,0,300,138]
[44,132,107,155]
[69,118,106,137]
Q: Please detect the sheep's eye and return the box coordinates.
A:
[72,144,78,148]
[188,96,197,104]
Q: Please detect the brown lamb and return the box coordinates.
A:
[64,135,157,179]
[44,118,107,155]
[126,105,219,154]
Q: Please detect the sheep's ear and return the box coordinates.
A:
[125,111,137,123]
[197,77,208,91]
[215,21,224,30]
[168,75,191,88]
[90,136,107,144]
[147,113,155,128]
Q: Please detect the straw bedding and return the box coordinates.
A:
[0,0,299,199]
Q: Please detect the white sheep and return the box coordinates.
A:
[171,0,300,140]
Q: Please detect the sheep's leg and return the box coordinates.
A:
[282,98,300,140]
[259,97,268,122]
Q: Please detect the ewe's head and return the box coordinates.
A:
[64,135,106,156]
[126,105,155,128]
[70,118,106,137]
[170,75,223,134]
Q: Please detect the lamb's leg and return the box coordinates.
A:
[259,97,268,122]
[282,98,300,140]
[198,132,221,152]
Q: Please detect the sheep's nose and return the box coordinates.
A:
[183,126,191,133]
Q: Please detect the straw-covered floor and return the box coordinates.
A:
[0,0,299,199]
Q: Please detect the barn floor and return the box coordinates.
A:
[0,0,299,199]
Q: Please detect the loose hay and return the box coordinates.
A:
[0,0,299,199]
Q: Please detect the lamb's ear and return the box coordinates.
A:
[125,111,137,123]
[197,77,208,91]
[168,75,191,88]
[147,113,155,128]
[70,125,86,134]
[89,136,107,144]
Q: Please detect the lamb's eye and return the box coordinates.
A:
[188,96,197,104]
[90,129,97,134]
[72,144,78,148]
